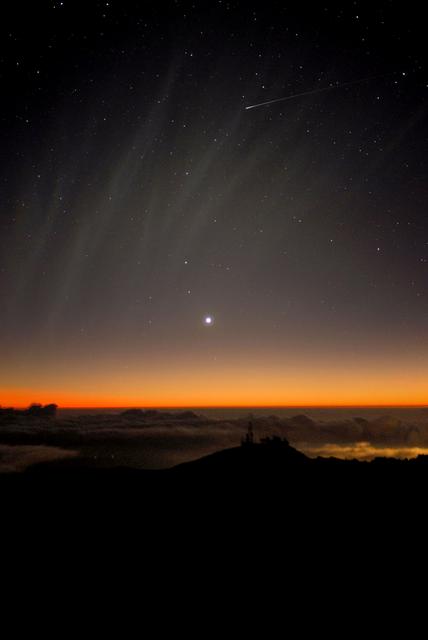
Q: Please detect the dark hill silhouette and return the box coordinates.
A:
[171,436,308,478]
[2,425,428,538]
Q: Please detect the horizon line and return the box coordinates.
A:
[53,403,428,409]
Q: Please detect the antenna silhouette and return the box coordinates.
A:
[241,413,255,446]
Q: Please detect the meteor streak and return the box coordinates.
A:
[245,73,393,110]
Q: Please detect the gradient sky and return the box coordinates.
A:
[1,2,428,407]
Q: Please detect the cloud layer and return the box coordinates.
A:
[2,410,428,471]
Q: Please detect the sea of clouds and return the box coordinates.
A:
[2,410,428,472]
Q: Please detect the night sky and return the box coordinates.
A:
[1,2,428,407]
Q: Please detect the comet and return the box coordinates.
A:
[245,73,393,111]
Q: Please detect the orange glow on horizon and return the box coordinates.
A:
[2,354,427,409]
[2,386,427,410]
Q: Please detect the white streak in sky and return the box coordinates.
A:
[245,73,393,110]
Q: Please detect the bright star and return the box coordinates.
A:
[204,316,213,325]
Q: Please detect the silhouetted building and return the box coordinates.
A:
[260,435,291,448]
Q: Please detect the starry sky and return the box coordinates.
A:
[1,1,428,407]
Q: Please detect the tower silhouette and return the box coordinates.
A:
[241,415,255,446]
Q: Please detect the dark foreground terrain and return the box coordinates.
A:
[1,408,426,537]
[2,433,426,570]
[3,434,427,505]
